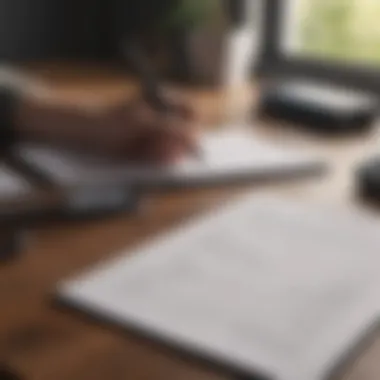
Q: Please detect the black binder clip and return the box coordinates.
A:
[357,157,380,203]
[0,366,22,380]
[0,228,24,264]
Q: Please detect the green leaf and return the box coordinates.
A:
[162,0,219,31]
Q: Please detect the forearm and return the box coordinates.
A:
[0,67,44,149]
[0,67,98,152]
[14,96,96,149]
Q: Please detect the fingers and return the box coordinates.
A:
[121,93,200,164]
[162,90,197,121]
[145,129,186,165]
[167,117,199,163]
[125,116,199,165]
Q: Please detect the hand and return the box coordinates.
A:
[100,92,199,164]
[16,90,200,165]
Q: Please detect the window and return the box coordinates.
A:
[282,0,380,68]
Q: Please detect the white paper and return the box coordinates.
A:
[58,195,380,380]
[15,130,323,187]
[0,164,32,199]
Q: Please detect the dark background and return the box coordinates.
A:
[0,0,104,61]
[0,0,246,63]
[0,0,180,62]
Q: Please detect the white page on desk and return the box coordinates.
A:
[0,164,32,198]
[58,196,380,380]
[15,129,323,186]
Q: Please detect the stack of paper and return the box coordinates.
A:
[14,130,325,188]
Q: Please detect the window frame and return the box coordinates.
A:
[258,0,380,95]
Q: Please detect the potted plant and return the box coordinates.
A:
[163,0,220,31]
[160,0,227,86]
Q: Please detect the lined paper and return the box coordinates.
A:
[58,195,380,380]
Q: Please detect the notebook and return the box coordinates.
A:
[13,129,325,188]
[57,195,380,380]
[0,164,32,199]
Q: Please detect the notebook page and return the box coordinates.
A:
[58,196,380,380]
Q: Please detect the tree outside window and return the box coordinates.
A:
[286,0,380,66]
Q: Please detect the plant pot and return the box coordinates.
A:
[168,24,226,87]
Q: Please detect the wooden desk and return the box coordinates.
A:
[1,66,380,380]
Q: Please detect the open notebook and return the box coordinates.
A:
[57,195,380,380]
[14,130,325,188]
[0,163,32,200]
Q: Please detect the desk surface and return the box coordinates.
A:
[1,66,380,380]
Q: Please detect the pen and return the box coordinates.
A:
[123,42,202,159]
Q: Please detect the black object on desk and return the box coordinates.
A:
[0,163,33,263]
[0,366,22,380]
[357,158,380,202]
[0,228,25,263]
[258,80,378,134]
[0,195,38,264]
[0,185,139,264]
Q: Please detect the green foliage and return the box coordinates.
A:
[297,0,380,65]
[162,0,219,31]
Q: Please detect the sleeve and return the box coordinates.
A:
[0,66,53,154]
[0,66,33,153]
[0,87,18,152]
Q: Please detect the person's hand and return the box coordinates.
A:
[16,90,200,165]
[98,92,199,164]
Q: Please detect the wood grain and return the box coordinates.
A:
[1,65,380,380]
